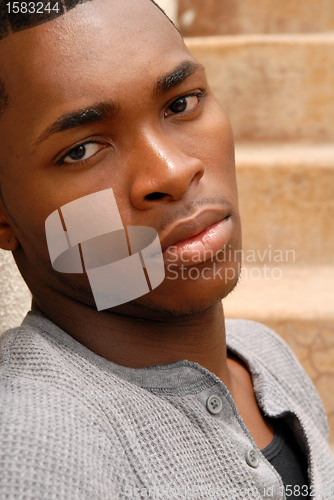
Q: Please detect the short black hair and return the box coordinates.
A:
[0,0,176,118]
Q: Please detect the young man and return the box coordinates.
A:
[0,0,333,498]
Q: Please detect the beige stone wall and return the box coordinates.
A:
[0,250,31,334]
[178,0,334,36]
[186,35,334,143]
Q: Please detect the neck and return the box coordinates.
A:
[31,295,231,386]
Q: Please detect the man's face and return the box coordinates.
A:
[0,0,241,317]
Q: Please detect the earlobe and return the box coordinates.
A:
[0,208,19,252]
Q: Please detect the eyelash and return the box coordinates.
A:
[56,141,103,167]
[56,90,206,167]
[166,90,205,116]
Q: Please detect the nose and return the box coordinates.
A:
[129,130,204,210]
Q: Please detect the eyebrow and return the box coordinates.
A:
[155,60,205,97]
[33,101,119,148]
[33,60,205,148]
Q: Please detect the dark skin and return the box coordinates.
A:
[0,0,273,448]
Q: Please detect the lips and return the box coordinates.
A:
[159,209,233,267]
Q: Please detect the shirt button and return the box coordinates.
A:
[206,395,223,415]
[245,448,260,468]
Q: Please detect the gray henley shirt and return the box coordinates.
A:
[1,311,333,499]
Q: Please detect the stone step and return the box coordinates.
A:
[0,250,31,335]
[178,0,334,36]
[185,34,334,141]
[223,264,334,442]
[235,143,334,265]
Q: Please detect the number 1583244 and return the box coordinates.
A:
[6,2,60,14]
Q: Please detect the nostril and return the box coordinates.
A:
[145,192,166,201]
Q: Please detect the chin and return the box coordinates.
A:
[124,259,241,319]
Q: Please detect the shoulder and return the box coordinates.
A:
[0,317,76,387]
[225,319,329,436]
[0,319,102,429]
[0,315,119,446]
[0,318,129,498]
[225,318,315,389]
[226,318,305,377]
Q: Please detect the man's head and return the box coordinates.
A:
[0,0,241,318]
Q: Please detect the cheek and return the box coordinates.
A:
[204,111,235,165]
[0,169,60,260]
[199,112,237,193]
[184,102,235,172]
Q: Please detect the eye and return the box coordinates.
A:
[60,142,105,165]
[165,93,202,117]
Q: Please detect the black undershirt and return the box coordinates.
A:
[261,418,310,499]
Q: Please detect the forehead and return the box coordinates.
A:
[0,0,190,117]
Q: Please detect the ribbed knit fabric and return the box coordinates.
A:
[0,311,333,499]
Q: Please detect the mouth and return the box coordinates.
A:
[160,209,233,267]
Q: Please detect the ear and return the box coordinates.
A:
[0,199,19,252]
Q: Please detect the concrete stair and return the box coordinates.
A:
[186,34,334,141]
[184,8,334,446]
[235,143,334,265]
[0,250,31,334]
